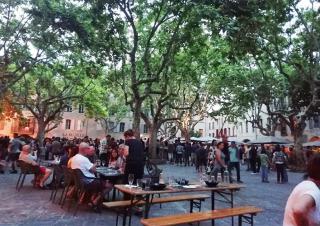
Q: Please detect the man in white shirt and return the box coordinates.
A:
[283,153,320,226]
[69,142,97,179]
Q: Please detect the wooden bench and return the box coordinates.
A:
[141,206,263,226]
[103,194,210,226]
[103,194,209,209]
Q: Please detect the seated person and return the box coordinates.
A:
[69,142,111,209]
[116,144,127,173]
[19,145,52,189]
[60,146,78,166]
[108,149,118,168]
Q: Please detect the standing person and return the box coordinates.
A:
[281,146,289,183]
[245,145,251,171]
[228,141,243,183]
[210,142,227,182]
[239,144,245,165]
[184,142,192,166]
[272,145,287,184]
[256,144,262,173]
[250,145,257,174]
[51,137,62,156]
[196,143,207,173]
[222,138,230,169]
[8,133,23,174]
[123,129,144,184]
[175,142,184,166]
[259,148,270,183]
[167,141,175,164]
[283,153,320,226]
[191,142,199,167]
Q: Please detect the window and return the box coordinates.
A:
[212,122,214,129]
[65,119,71,130]
[199,129,204,136]
[143,124,148,133]
[224,128,227,136]
[314,116,320,128]
[209,123,211,130]
[65,103,72,112]
[96,122,103,130]
[79,104,84,113]
[228,128,231,136]
[309,118,314,129]
[119,122,125,132]
[216,129,219,138]
[252,122,255,132]
[108,121,115,132]
[77,120,85,130]
[245,121,248,133]
[239,122,243,133]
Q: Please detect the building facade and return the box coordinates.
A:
[1,103,320,143]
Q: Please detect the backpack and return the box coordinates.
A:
[274,152,285,164]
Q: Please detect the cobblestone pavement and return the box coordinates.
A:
[0,163,303,226]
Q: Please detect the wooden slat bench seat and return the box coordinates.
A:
[141,206,263,226]
[103,194,210,226]
[103,194,210,209]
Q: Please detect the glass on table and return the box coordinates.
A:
[128,174,135,187]
[136,179,143,188]
[168,176,174,186]
[145,178,151,190]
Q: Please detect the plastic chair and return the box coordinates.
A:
[72,169,101,216]
[50,164,64,203]
[59,166,74,208]
[16,160,40,191]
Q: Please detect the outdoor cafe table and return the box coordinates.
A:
[96,167,124,200]
[115,183,245,226]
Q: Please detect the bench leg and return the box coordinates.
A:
[190,200,193,213]
[158,194,161,209]
[211,191,215,226]
[238,215,242,226]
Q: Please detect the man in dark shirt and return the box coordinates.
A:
[123,129,144,184]
[8,133,23,174]
[51,138,62,156]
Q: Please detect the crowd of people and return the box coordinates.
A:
[0,130,146,211]
[163,138,293,184]
[0,132,294,186]
[0,130,320,224]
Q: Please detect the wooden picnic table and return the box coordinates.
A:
[115,182,245,226]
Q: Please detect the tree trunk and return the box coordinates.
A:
[148,124,159,159]
[132,101,142,138]
[180,127,190,142]
[291,121,307,170]
[36,118,46,148]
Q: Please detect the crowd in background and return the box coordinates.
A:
[0,132,310,186]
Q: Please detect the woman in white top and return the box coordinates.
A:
[283,153,320,226]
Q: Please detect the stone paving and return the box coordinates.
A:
[0,163,304,226]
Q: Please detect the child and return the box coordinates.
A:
[259,149,270,183]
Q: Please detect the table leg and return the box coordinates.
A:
[144,194,151,219]
[211,191,215,226]
[112,188,117,201]
[231,190,234,226]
